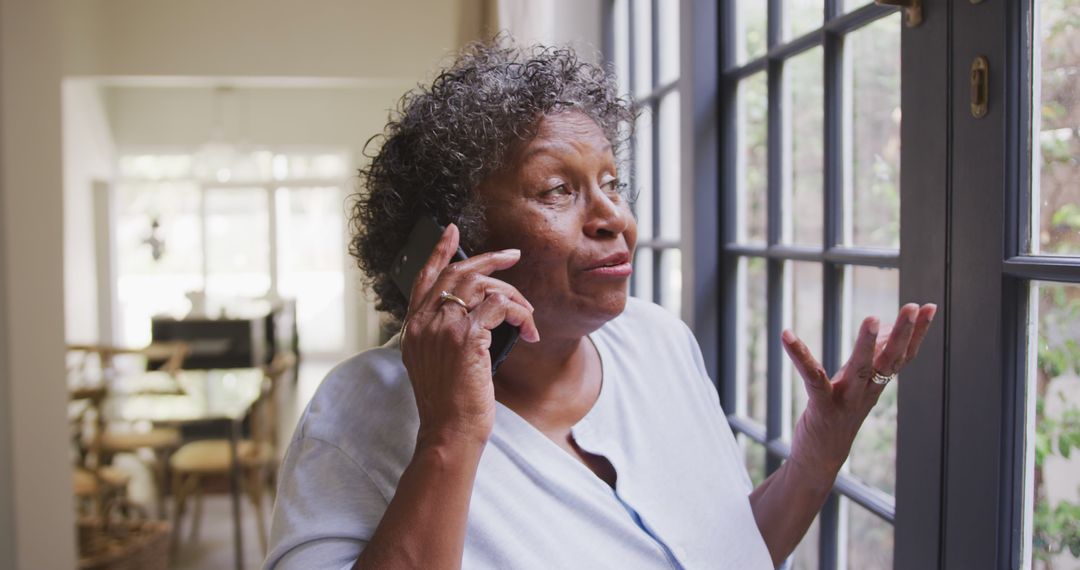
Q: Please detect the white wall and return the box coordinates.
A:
[63,80,115,344]
[103,83,408,156]
[1,0,78,567]
[65,0,468,79]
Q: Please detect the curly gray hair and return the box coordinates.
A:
[348,38,637,322]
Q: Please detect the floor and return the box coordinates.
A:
[110,359,335,570]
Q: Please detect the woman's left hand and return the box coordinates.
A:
[781,302,937,484]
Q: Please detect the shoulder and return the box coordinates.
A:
[292,340,419,467]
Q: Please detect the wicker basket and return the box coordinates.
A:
[77,501,170,570]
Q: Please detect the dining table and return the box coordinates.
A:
[99,367,265,570]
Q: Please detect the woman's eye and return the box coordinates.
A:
[542,184,573,199]
[602,178,625,196]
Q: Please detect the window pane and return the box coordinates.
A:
[737,257,768,425]
[118,154,193,180]
[843,0,874,12]
[277,187,345,354]
[115,182,204,346]
[845,266,899,494]
[632,0,653,95]
[845,499,894,569]
[787,261,824,436]
[737,0,768,64]
[204,187,271,303]
[785,47,825,246]
[846,15,901,249]
[738,72,769,244]
[634,107,654,241]
[659,248,682,316]
[1032,0,1080,256]
[659,92,682,240]
[632,247,654,303]
[272,152,349,182]
[1027,281,1080,569]
[738,433,768,487]
[792,514,821,569]
[657,0,679,85]
[785,0,824,40]
[613,0,631,96]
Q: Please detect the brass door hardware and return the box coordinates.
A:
[971,56,989,118]
[875,0,923,27]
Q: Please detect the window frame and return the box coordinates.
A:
[608,0,685,317]
[717,1,913,567]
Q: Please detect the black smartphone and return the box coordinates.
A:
[390,216,520,373]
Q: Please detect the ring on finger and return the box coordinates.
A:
[871,369,896,386]
[438,290,470,312]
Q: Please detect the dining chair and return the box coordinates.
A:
[169,351,296,554]
[68,343,191,519]
[69,387,132,517]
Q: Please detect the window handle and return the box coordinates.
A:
[874,0,923,27]
[970,56,990,118]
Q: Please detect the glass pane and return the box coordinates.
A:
[738,72,769,244]
[277,153,348,181]
[659,92,682,240]
[118,154,193,180]
[633,0,653,95]
[1027,281,1080,568]
[613,0,631,96]
[844,0,874,12]
[737,257,768,425]
[659,249,682,316]
[277,187,345,354]
[634,107,654,241]
[785,0,824,40]
[845,266,899,494]
[791,514,821,569]
[785,47,825,246]
[738,433,768,487]
[1032,0,1080,255]
[737,0,768,64]
[845,499,894,569]
[657,0,679,85]
[204,188,271,305]
[114,182,204,346]
[787,262,824,436]
[632,247,654,303]
[846,15,901,249]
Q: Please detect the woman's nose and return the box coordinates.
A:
[583,186,629,238]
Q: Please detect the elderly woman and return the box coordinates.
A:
[265,41,935,569]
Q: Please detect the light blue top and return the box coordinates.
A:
[264,298,773,569]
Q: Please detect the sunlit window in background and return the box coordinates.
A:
[114,151,349,357]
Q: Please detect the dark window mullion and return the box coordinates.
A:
[820,0,845,563]
[765,0,785,477]
[719,0,739,414]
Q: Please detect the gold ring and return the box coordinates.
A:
[438,290,469,312]
[871,370,896,386]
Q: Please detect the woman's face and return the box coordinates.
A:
[477,111,637,338]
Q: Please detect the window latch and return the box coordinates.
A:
[970,56,990,118]
[874,0,923,27]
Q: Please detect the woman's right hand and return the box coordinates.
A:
[400,223,540,448]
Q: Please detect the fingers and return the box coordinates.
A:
[444,273,535,314]
[410,224,461,313]
[872,303,919,376]
[904,304,938,361]
[470,293,540,343]
[781,330,830,395]
[843,316,881,381]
